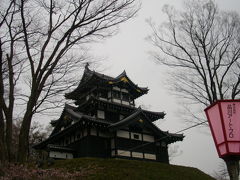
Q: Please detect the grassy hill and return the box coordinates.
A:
[48,158,215,180]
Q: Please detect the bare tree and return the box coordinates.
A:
[147,0,240,179]
[12,119,52,161]
[0,0,139,163]
[0,0,25,162]
[148,0,240,106]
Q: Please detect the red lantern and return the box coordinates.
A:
[205,100,240,158]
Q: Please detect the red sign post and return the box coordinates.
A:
[205,100,240,180]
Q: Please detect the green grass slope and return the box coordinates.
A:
[49,158,215,180]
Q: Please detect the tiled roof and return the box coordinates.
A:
[65,65,148,99]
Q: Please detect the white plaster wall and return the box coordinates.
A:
[91,128,97,136]
[113,99,121,103]
[122,101,130,105]
[49,151,73,159]
[144,153,156,160]
[99,131,109,138]
[99,97,107,101]
[111,150,116,156]
[117,150,131,157]
[97,110,105,119]
[119,114,124,120]
[86,95,90,100]
[113,86,121,91]
[143,134,154,142]
[108,91,111,99]
[121,89,128,93]
[132,152,143,158]
[117,130,129,139]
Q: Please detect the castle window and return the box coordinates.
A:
[112,90,121,99]
[133,134,140,140]
[131,132,141,140]
[99,89,108,99]
[122,92,129,101]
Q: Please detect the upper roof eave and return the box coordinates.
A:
[65,65,149,100]
[79,97,165,122]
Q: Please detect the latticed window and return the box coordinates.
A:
[99,89,108,99]
[133,134,140,140]
[122,92,129,101]
[112,90,121,99]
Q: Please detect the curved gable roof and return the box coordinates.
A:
[108,70,148,95]
[109,108,184,144]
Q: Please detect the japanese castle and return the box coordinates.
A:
[34,64,184,163]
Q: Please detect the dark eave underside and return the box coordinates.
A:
[34,111,110,149]
[77,97,165,122]
[47,144,75,152]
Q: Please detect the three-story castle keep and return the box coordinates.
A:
[34,64,184,163]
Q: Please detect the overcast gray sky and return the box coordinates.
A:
[89,0,240,176]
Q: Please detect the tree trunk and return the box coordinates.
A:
[0,111,6,163]
[0,39,7,163]
[5,113,12,161]
[5,53,15,162]
[17,95,36,162]
[225,158,239,180]
[17,77,40,163]
[0,139,6,164]
[17,81,39,163]
[17,111,33,163]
